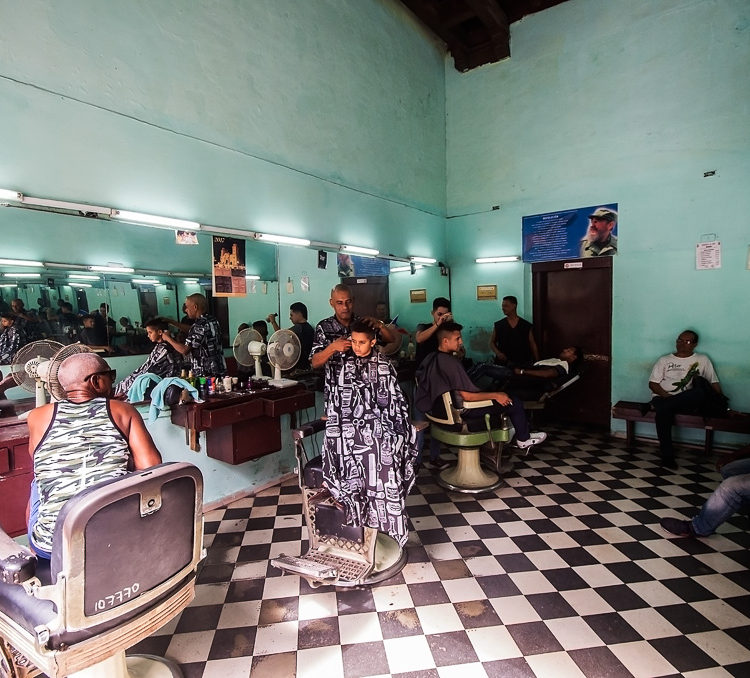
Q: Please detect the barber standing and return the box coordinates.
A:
[164,293,226,377]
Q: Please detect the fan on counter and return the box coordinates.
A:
[232,328,267,379]
[40,343,96,402]
[9,340,64,407]
[266,329,301,387]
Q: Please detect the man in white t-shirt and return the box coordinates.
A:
[648,330,722,469]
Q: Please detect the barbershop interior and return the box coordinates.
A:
[1,1,749,677]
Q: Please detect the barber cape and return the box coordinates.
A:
[321,350,418,547]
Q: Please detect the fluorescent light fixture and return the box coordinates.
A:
[341,244,379,256]
[475,256,521,264]
[132,278,161,285]
[181,278,199,283]
[70,283,92,288]
[68,274,101,280]
[89,265,135,273]
[3,273,41,278]
[390,264,423,273]
[112,209,201,231]
[409,256,437,264]
[0,258,43,267]
[0,188,22,201]
[0,284,18,288]
[22,196,112,215]
[254,233,311,247]
[245,275,261,280]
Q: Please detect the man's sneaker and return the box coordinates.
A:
[426,457,452,471]
[660,516,695,537]
[516,432,547,449]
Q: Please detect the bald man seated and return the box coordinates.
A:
[26,353,162,559]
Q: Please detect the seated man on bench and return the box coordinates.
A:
[416,322,547,451]
[648,329,725,469]
[321,320,418,548]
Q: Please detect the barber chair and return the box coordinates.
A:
[426,392,513,494]
[0,462,204,678]
[271,419,407,588]
[522,373,581,430]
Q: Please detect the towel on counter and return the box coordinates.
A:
[148,377,201,421]
[127,373,162,403]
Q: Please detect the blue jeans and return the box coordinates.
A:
[414,407,442,463]
[691,457,750,536]
[27,479,52,560]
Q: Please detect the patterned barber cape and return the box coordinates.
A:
[321,350,418,547]
[185,314,226,377]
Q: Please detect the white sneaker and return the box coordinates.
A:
[516,432,547,449]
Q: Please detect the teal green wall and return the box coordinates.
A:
[445,0,750,421]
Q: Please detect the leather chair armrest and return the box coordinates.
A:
[0,529,37,585]
[463,399,494,409]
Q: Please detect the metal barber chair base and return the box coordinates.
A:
[430,425,513,494]
[35,652,184,678]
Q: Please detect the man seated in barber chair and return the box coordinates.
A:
[321,320,419,548]
[416,322,547,451]
[26,353,162,559]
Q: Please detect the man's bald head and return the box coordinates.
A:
[57,353,111,393]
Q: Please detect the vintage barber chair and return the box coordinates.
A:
[272,419,407,588]
[0,462,204,678]
[426,392,514,493]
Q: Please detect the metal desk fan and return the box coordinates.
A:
[232,328,266,379]
[9,340,64,406]
[266,329,301,387]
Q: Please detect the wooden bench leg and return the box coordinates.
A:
[626,421,635,450]
[705,428,714,456]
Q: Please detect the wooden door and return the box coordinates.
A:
[532,257,612,427]
[341,276,389,318]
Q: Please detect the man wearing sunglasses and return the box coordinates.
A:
[25,353,162,559]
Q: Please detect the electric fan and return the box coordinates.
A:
[9,340,64,406]
[266,329,301,387]
[232,328,266,379]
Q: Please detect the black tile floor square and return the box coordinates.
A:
[127,425,750,676]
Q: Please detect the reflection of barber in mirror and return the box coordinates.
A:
[114,319,182,399]
[267,302,315,370]
[310,284,397,374]
[1,312,28,364]
[25,353,162,559]
[164,293,227,377]
[10,298,41,341]
[94,302,117,345]
[78,314,115,353]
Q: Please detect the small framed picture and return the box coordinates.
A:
[476,284,497,300]
[410,288,427,303]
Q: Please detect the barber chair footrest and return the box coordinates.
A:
[438,448,503,494]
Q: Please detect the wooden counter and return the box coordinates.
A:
[170,383,315,464]
[0,399,35,538]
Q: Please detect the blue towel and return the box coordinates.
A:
[127,373,162,403]
[148,377,201,422]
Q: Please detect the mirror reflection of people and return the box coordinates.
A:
[78,315,114,353]
[164,294,226,377]
[580,207,618,257]
[94,302,117,344]
[267,302,314,370]
[321,320,418,547]
[114,319,182,399]
[25,353,162,559]
[0,312,27,364]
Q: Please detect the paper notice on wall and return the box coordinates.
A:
[696,241,721,269]
[301,276,310,292]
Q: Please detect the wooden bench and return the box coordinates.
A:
[612,400,750,454]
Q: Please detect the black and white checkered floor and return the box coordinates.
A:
[132,426,750,677]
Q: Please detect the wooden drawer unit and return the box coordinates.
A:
[0,419,32,538]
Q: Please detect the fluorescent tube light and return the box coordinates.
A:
[132,278,161,285]
[70,283,92,288]
[69,274,101,280]
[22,196,112,215]
[3,273,41,278]
[89,265,135,273]
[254,233,311,247]
[245,275,261,280]
[409,256,437,264]
[181,278,199,283]
[390,264,423,273]
[0,258,43,267]
[475,256,521,264]
[0,188,22,201]
[341,244,379,256]
[0,284,18,288]
[112,209,200,231]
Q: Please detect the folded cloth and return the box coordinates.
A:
[127,373,163,403]
[149,377,201,421]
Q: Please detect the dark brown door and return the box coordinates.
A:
[532,257,612,427]
[341,276,389,318]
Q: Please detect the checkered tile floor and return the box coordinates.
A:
[131,426,750,677]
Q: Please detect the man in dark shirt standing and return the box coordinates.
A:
[489,296,539,368]
[165,294,226,377]
[415,297,452,366]
[268,301,315,370]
